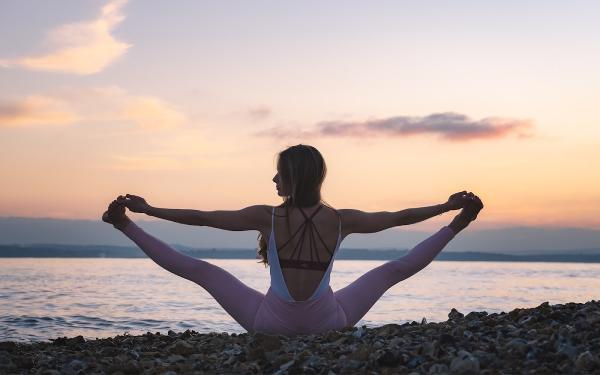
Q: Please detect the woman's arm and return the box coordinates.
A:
[339,191,473,237]
[145,205,271,232]
[116,194,271,232]
[339,203,451,237]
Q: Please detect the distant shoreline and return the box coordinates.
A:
[2,244,600,263]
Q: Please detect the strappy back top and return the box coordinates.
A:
[268,204,342,302]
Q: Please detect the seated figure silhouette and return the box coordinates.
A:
[102,144,483,336]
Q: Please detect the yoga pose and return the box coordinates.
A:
[102,144,483,336]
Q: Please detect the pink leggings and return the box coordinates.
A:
[120,221,456,336]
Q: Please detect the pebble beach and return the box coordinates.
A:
[1,300,599,374]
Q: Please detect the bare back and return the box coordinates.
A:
[270,204,342,301]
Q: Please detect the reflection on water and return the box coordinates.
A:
[1,258,599,343]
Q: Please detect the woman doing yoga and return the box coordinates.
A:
[102,144,484,336]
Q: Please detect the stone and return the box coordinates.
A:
[272,353,294,368]
[472,350,494,368]
[377,349,402,366]
[352,325,366,338]
[574,318,591,330]
[254,333,283,352]
[428,363,449,374]
[525,347,541,361]
[556,342,578,361]
[323,330,342,341]
[525,328,537,337]
[378,324,402,336]
[100,347,120,357]
[121,359,140,374]
[13,355,34,369]
[586,312,600,325]
[575,351,599,371]
[138,359,154,369]
[246,346,266,361]
[519,315,535,325]
[407,355,425,369]
[449,308,465,320]
[450,350,480,374]
[506,338,528,354]
[439,333,455,345]
[348,347,370,361]
[166,354,185,363]
[341,359,362,370]
[64,359,87,372]
[166,339,195,355]
[304,355,327,369]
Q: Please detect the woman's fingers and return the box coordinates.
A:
[450,191,467,199]
[448,191,479,207]
[109,200,125,212]
[118,194,141,201]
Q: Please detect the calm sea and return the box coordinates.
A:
[1,258,599,343]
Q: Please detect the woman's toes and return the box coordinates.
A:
[474,196,484,209]
[456,207,471,223]
[102,204,130,230]
[464,200,482,221]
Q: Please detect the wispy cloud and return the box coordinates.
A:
[0,95,80,127]
[0,86,186,130]
[121,97,186,131]
[0,0,131,75]
[248,105,271,121]
[254,112,535,142]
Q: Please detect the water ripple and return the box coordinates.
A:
[1,258,599,343]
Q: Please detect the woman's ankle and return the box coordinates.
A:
[448,222,463,235]
[448,215,469,235]
[113,217,132,231]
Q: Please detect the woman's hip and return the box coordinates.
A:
[252,287,348,336]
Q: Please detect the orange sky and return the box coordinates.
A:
[1,1,599,230]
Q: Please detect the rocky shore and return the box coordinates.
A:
[1,300,599,374]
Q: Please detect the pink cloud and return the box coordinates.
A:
[0,0,131,75]
[255,112,535,142]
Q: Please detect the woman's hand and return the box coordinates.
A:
[445,191,476,210]
[116,194,151,214]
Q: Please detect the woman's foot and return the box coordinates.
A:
[448,195,484,235]
[102,200,132,231]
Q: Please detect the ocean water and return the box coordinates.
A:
[1,258,599,343]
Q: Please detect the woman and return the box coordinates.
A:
[102,144,483,336]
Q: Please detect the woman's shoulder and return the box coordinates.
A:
[271,202,341,217]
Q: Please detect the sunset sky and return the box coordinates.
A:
[1,0,599,232]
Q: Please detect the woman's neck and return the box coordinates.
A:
[282,198,322,209]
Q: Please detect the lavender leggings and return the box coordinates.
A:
[120,221,456,336]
